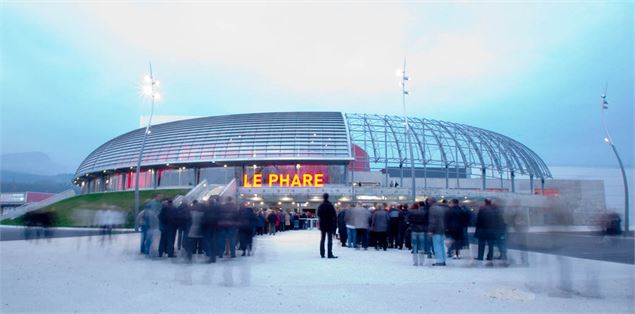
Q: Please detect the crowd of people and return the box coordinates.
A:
[319,195,517,267]
[135,194,315,263]
[137,192,622,269]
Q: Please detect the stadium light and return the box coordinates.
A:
[398,57,416,203]
[134,62,161,230]
[600,86,629,233]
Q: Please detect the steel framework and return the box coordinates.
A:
[345,113,551,187]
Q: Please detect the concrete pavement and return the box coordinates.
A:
[1,230,633,313]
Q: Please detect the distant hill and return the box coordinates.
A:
[1,152,69,176]
[0,170,74,193]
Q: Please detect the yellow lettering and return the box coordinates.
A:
[243,174,252,187]
[315,174,324,187]
[291,174,302,187]
[253,174,262,187]
[269,174,279,187]
[280,174,290,186]
[303,174,313,187]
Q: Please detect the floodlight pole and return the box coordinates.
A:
[401,57,416,203]
[134,63,158,230]
[601,88,629,233]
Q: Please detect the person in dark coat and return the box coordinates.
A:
[420,200,433,257]
[445,199,469,259]
[174,202,190,252]
[371,205,390,251]
[337,206,348,247]
[202,198,220,263]
[387,204,401,248]
[396,204,409,250]
[256,211,266,235]
[474,198,504,261]
[216,197,239,258]
[406,203,427,265]
[238,203,257,256]
[317,193,338,258]
[267,210,277,235]
[299,212,307,229]
[158,199,178,257]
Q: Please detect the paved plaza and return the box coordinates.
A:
[1,230,634,313]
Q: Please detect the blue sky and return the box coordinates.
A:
[1,1,633,173]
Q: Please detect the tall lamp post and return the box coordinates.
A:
[134,63,161,229]
[601,88,629,233]
[398,58,416,203]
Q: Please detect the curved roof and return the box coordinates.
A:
[346,114,551,179]
[75,112,551,179]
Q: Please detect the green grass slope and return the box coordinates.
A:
[1,189,189,228]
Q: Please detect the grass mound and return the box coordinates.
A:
[1,189,189,228]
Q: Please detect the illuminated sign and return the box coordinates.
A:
[243,174,324,187]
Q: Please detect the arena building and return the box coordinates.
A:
[74,112,576,207]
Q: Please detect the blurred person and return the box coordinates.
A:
[543,198,575,297]
[158,199,178,258]
[387,203,401,248]
[446,199,469,259]
[600,211,622,236]
[137,194,162,254]
[238,202,257,256]
[190,201,205,254]
[94,209,107,243]
[350,202,371,250]
[406,202,426,265]
[24,210,56,242]
[492,199,508,261]
[216,197,239,258]
[284,210,291,231]
[371,203,389,251]
[175,201,189,252]
[420,200,432,257]
[267,210,277,235]
[396,204,409,250]
[337,205,348,247]
[299,211,307,229]
[202,198,220,263]
[102,208,118,243]
[344,204,357,248]
[137,202,160,256]
[462,204,476,256]
[317,193,338,258]
[504,199,529,266]
[292,211,299,230]
[186,201,204,262]
[474,198,504,262]
[103,208,115,231]
[280,210,286,231]
[404,204,414,251]
[428,198,448,266]
[72,209,93,249]
[256,210,266,236]
[148,193,163,213]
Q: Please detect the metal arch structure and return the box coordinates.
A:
[344,113,552,189]
[75,111,551,193]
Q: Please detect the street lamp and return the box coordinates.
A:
[397,57,416,203]
[134,63,161,229]
[600,87,629,233]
